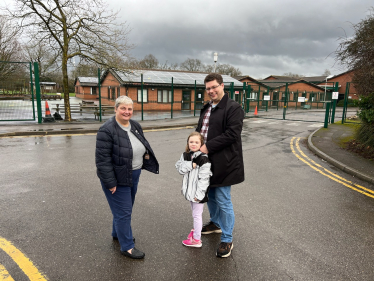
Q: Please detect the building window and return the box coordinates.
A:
[137,88,148,102]
[157,89,172,103]
[111,88,116,100]
[249,92,257,100]
[117,87,120,98]
[107,87,110,99]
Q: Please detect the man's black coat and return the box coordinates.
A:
[196,93,245,188]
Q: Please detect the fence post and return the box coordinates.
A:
[171,77,174,119]
[29,62,36,120]
[33,62,42,124]
[341,82,350,124]
[246,84,251,113]
[283,83,288,120]
[324,102,331,128]
[141,74,144,121]
[230,82,234,99]
[98,68,102,122]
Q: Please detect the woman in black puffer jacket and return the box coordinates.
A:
[96,96,159,259]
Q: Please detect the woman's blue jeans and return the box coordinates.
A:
[207,185,235,243]
[101,169,141,252]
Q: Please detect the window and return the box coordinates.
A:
[107,87,110,99]
[157,89,172,103]
[249,92,257,100]
[293,92,298,101]
[111,88,116,100]
[137,89,148,102]
[117,87,120,98]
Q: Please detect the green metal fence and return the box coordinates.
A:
[0,61,40,122]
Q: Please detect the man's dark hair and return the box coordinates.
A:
[204,73,223,85]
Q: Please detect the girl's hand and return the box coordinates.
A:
[194,197,200,202]
[193,163,197,169]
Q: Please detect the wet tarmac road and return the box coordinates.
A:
[1,119,374,280]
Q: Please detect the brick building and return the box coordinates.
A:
[75,69,244,111]
[75,77,99,100]
[318,70,358,100]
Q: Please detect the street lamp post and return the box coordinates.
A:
[213,52,218,73]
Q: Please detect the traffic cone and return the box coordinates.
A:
[43,100,55,122]
[254,105,258,116]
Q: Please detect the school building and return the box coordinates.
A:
[75,69,244,111]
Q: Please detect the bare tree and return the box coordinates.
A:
[215,63,242,77]
[282,72,305,78]
[180,58,205,72]
[23,42,59,81]
[159,60,178,70]
[6,0,132,121]
[0,14,25,81]
[322,69,331,76]
[138,54,159,69]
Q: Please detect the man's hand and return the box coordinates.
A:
[200,144,209,154]
[109,186,116,194]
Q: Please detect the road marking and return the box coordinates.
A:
[290,137,374,199]
[0,237,47,281]
[0,263,15,281]
[286,123,300,126]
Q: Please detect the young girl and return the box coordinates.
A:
[175,132,212,247]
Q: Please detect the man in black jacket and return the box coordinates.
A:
[196,73,245,258]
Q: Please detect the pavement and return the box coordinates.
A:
[1,116,373,185]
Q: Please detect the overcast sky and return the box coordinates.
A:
[109,0,372,79]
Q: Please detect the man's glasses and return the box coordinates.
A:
[205,84,221,92]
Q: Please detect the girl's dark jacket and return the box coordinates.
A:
[196,93,245,188]
[95,116,159,189]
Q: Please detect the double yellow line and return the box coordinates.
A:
[290,137,374,199]
[0,237,47,281]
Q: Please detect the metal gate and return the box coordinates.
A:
[243,81,341,123]
[0,61,43,122]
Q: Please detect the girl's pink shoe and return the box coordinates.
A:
[182,236,202,248]
[187,229,194,239]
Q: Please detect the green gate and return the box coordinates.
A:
[0,61,42,122]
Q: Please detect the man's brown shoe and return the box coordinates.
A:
[216,242,233,258]
[201,221,222,234]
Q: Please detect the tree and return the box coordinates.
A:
[336,8,374,153]
[336,9,374,96]
[180,58,205,72]
[71,62,98,78]
[23,42,59,81]
[323,69,331,76]
[282,72,305,78]
[0,14,25,82]
[138,54,159,69]
[7,0,132,121]
[159,60,178,70]
[215,63,242,77]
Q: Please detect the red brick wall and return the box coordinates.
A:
[99,72,209,110]
[327,71,358,99]
[75,80,98,100]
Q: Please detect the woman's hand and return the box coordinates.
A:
[109,186,117,194]
[194,197,200,202]
[192,163,197,169]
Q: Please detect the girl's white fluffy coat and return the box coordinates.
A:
[175,151,212,202]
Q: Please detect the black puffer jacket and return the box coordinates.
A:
[96,117,159,189]
[196,93,245,188]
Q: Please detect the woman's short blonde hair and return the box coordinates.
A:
[115,95,133,109]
